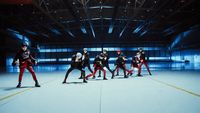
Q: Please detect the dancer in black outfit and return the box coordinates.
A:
[112,50,130,79]
[79,48,93,79]
[63,52,87,83]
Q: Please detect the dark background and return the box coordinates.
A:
[0,0,200,72]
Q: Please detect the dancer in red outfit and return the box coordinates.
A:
[137,48,152,76]
[86,54,107,80]
[128,53,141,76]
[12,43,40,88]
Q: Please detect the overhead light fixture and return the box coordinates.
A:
[140,30,147,36]
[108,22,114,34]
[81,25,87,34]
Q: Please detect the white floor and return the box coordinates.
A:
[0,70,200,113]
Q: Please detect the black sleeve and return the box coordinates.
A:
[106,54,110,60]
[93,58,97,65]
[29,50,36,61]
[71,55,76,62]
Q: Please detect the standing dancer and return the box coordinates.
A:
[12,42,40,88]
[112,50,130,79]
[79,48,93,79]
[137,48,152,76]
[98,49,114,78]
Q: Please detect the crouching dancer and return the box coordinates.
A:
[86,54,107,80]
[63,52,87,84]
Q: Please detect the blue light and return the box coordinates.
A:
[183,30,192,37]
[140,30,147,36]
[89,6,113,9]
[119,28,125,37]
[170,29,193,48]
[7,28,19,34]
[68,31,75,37]
[89,48,102,51]
[108,22,114,34]
[41,33,48,38]
[51,29,61,35]
[39,48,73,53]
[81,26,87,34]
[24,30,37,35]
[90,24,96,38]
[58,58,71,61]
[14,33,23,40]
[7,28,30,44]
[133,24,143,33]
[149,57,170,60]
[65,30,75,37]
[171,35,181,48]
[128,47,162,51]
[38,59,57,62]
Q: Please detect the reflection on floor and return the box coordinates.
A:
[6,62,200,72]
[0,70,200,113]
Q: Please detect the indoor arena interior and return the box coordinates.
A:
[0,0,200,113]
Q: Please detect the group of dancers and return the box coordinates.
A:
[12,43,152,88]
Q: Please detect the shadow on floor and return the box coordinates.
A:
[3,86,35,91]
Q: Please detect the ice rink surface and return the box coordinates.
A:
[0,70,200,113]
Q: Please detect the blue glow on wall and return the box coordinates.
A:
[39,47,164,53]
[38,59,57,62]
[170,29,193,48]
[89,48,102,51]
[171,49,200,63]
[128,47,162,51]
[58,58,71,62]
[39,48,73,52]
[149,57,170,60]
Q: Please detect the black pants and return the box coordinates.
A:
[79,64,93,78]
[84,64,93,73]
[63,67,86,82]
[98,64,113,77]
[112,65,127,78]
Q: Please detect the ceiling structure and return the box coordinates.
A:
[0,0,200,45]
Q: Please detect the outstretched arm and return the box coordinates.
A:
[12,52,19,66]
